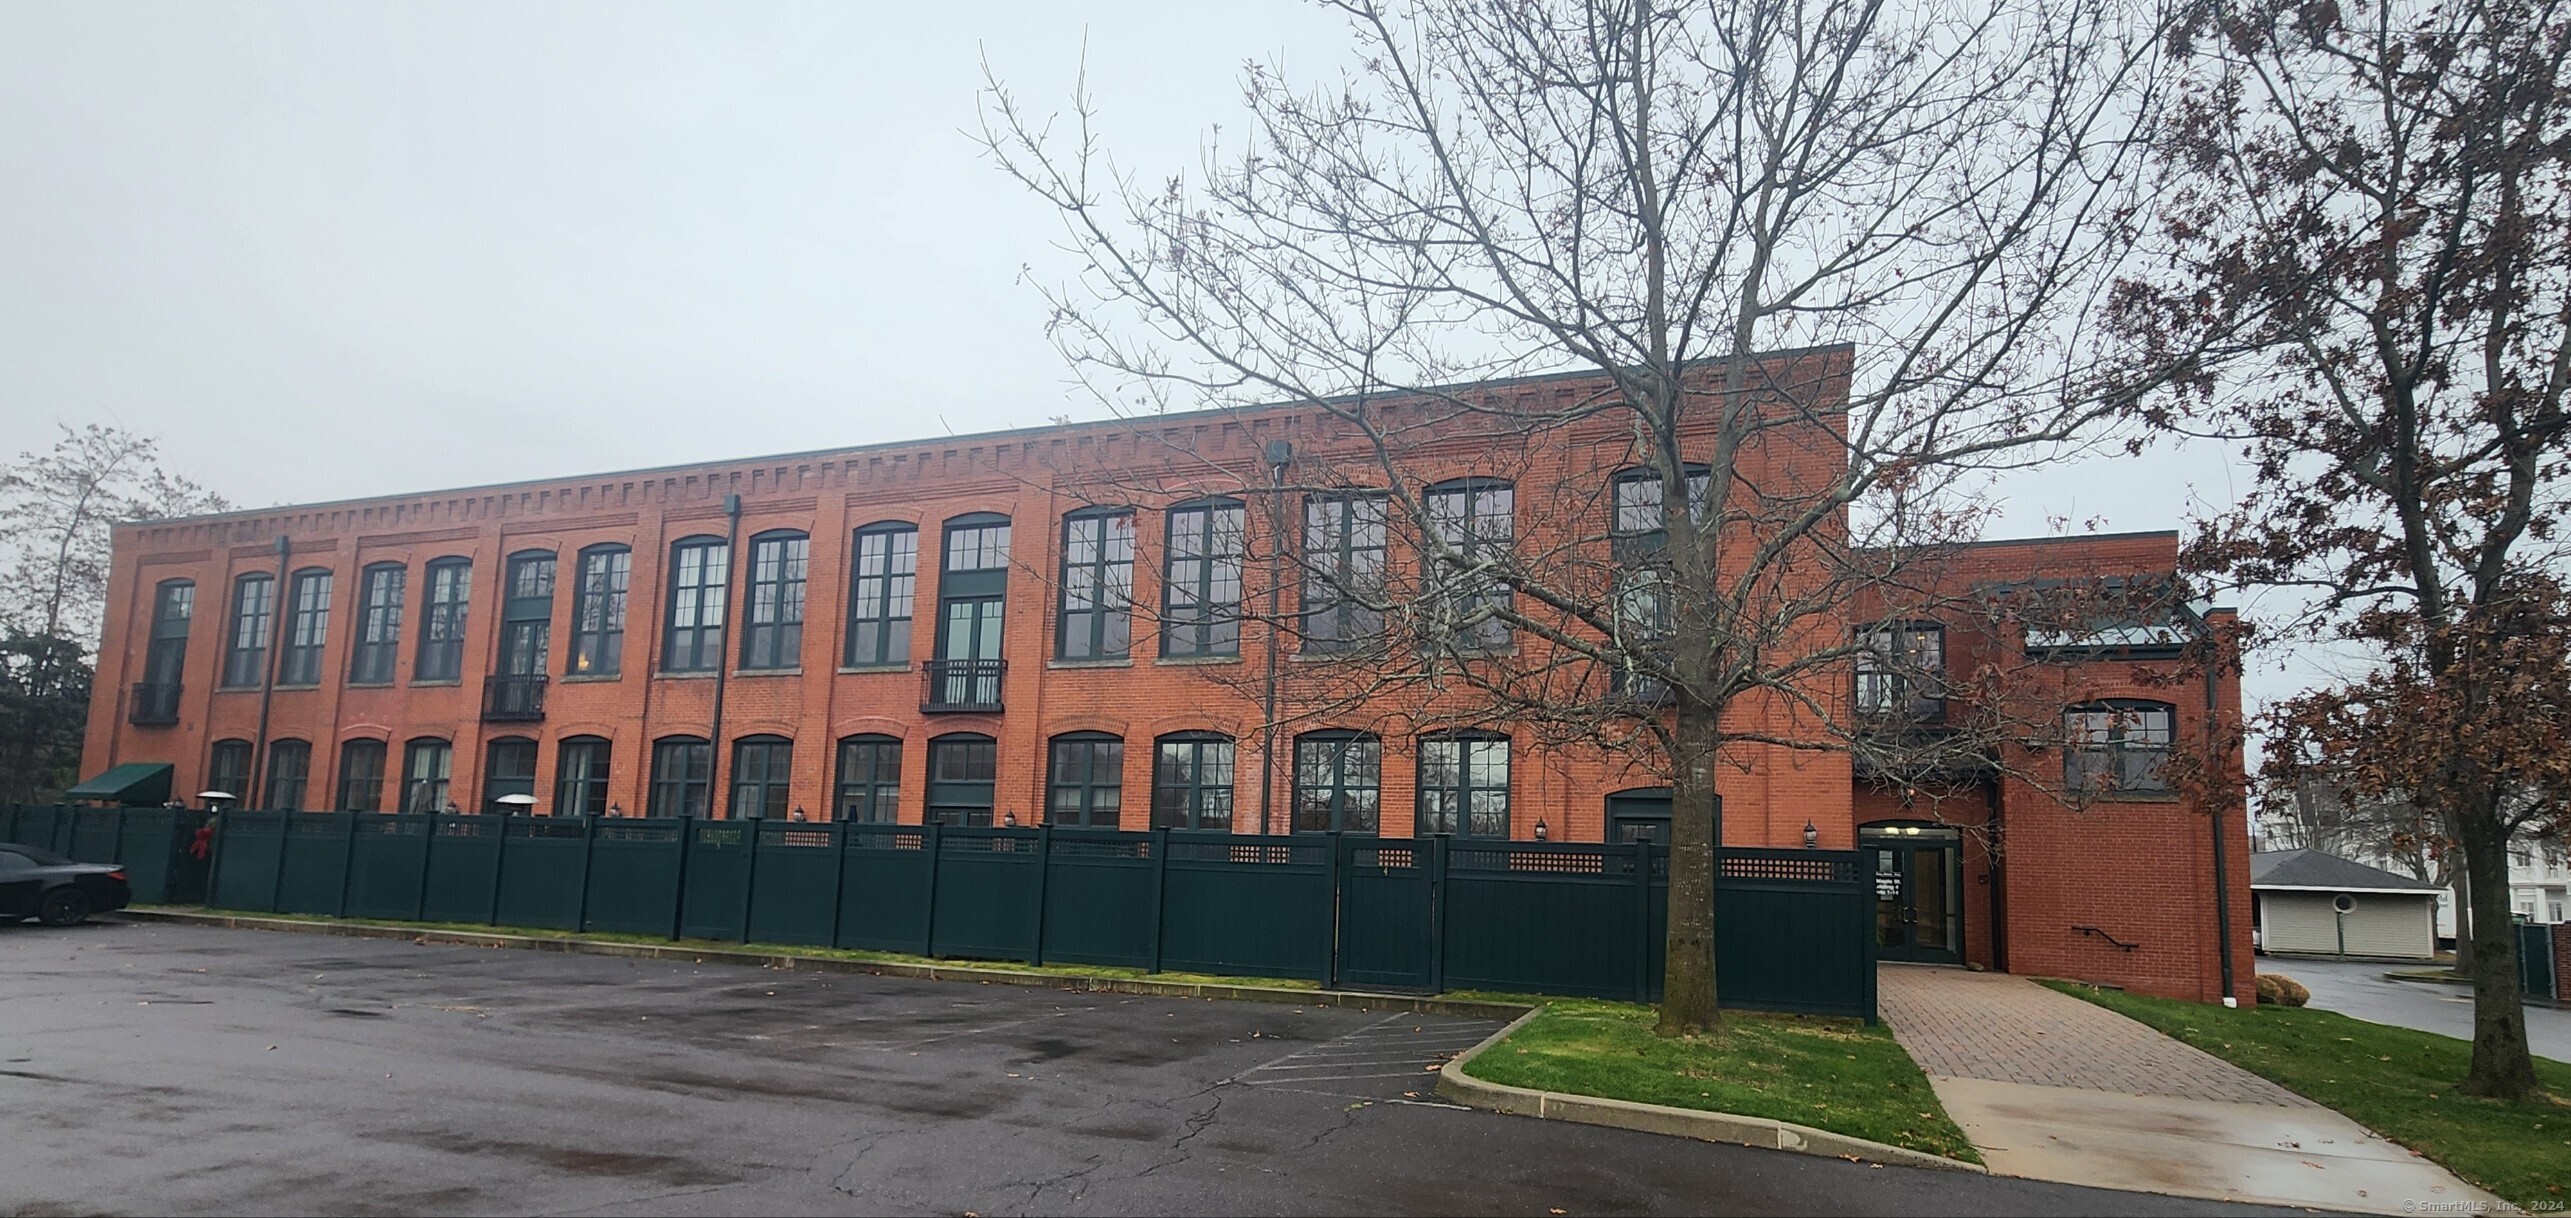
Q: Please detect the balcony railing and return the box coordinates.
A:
[482,674,548,723]
[129,681,182,726]
[922,658,1006,713]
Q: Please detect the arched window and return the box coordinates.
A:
[278,568,333,686]
[926,733,998,826]
[350,563,405,685]
[205,738,252,803]
[929,514,1011,710]
[1417,731,1509,837]
[1162,498,1245,658]
[1046,732,1124,827]
[1300,493,1386,652]
[263,739,311,810]
[337,739,387,812]
[1152,732,1234,830]
[1608,464,1712,542]
[497,551,556,679]
[1293,731,1380,833]
[221,573,274,689]
[729,735,795,819]
[416,557,472,682]
[1423,479,1513,652]
[569,545,631,677]
[663,537,729,673]
[1058,508,1135,660]
[401,738,453,813]
[834,734,903,824]
[555,736,612,817]
[742,530,809,670]
[136,580,193,723]
[1857,622,1947,722]
[2064,700,2175,795]
[483,736,538,813]
[845,522,918,667]
[648,735,712,817]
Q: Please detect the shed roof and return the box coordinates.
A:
[2249,849,2442,894]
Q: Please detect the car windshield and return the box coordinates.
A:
[3,844,74,866]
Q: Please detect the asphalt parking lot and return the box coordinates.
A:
[0,920,2300,1216]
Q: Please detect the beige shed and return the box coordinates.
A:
[2251,849,2441,961]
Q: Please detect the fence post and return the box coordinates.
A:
[203,810,229,910]
[110,808,128,878]
[335,811,359,916]
[1635,837,1655,997]
[826,820,851,950]
[573,813,599,933]
[267,811,290,914]
[919,820,944,958]
[1146,826,1171,975]
[413,814,436,921]
[738,820,761,944]
[1428,835,1449,994]
[488,815,509,927]
[1323,831,1344,989]
[1027,824,1053,968]
[668,815,694,941]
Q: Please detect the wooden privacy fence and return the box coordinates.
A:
[4,804,1877,1021]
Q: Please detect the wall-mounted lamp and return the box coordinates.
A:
[1533,818,1549,842]
[1803,820,1820,849]
[1003,810,1019,827]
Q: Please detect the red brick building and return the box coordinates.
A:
[77,351,2253,1003]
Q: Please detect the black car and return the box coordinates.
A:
[0,843,131,926]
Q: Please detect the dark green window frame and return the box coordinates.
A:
[1417,732,1509,837]
[336,739,386,812]
[662,538,729,673]
[729,735,795,820]
[1300,493,1385,652]
[1151,733,1234,830]
[221,573,274,689]
[845,522,917,667]
[263,739,311,811]
[834,734,902,824]
[1423,479,1514,653]
[1046,733,1124,827]
[278,568,331,686]
[2064,699,2175,795]
[570,545,630,677]
[555,736,612,817]
[206,738,252,803]
[649,736,712,818]
[1292,731,1380,833]
[401,738,453,813]
[416,557,471,682]
[742,531,808,670]
[1161,499,1245,658]
[1057,509,1135,660]
[350,563,404,685]
[926,733,998,826]
[483,736,538,813]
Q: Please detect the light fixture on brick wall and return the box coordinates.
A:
[1803,820,1820,849]
[1533,818,1548,841]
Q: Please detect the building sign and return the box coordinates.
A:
[1875,873,1902,900]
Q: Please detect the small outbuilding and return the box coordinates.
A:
[2250,849,2442,961]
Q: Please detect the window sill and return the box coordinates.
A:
[2065,790,2182,804]
[559,673,623,684]
[1289,650,1372,664]
[272,684,322,692]
[655,670,720,680]
[214,685,260,694]
[345,681,394,690]
[1156,654,1244,667]
[733,667,803,678]
[410,679,462,688]
[838,663,912,674]
[1049,658,1134,669]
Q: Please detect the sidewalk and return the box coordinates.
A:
[1880,965,2506,1215]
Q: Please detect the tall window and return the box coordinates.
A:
[1856,622,1946,722]
[1046,733,1124,827]
[2064,701,2175,795]
[931,515,1011,710]
[483,738,537,812]
[416,558,471,682]
[349,564,404,684]
[663,538,729,673]
[834,735,903,824]
[1610,567,1672,699]
[555,737,612,817]
[729,736,794,819]
[1162,499,1245,658]
[1057,509,1135,660]
[144,580,193,687]
[741,531,808,670]
[1424,479,1514,652]
[944,516,1011,572]
[401,738,453,813]
[1293,732,1381,833]
[845,523,917,667]
[1609,464,1712,546]
[925,733,998,826]
[1152,733,1234,830]
[569,546,630,676]
[263,740,311,810]
[221,573,274,688]
[337,739,387,812]
[1301,494,1386,652]
[497,552,555,677]
[207,739,252,802]
[649,736,713,817]
[277,569,332,686]
[1417,732,1509,837]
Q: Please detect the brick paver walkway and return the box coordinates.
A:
[1878,965,2314,1107]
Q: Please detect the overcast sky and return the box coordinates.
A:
[1,3,2316,708]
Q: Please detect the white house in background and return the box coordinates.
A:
[2249,849,2442,961]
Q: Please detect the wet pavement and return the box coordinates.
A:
[2266,955,2571,1063]
[1,920,2307,1216]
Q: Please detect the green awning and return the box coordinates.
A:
[66,762,174,807]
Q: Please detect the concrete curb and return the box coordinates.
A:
[115,907,1533,1022]
[1434,1008,1989,1173]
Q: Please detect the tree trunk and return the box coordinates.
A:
[2450,868,2473,973]
[1657,702,1720,1036]
[2457,810,2539,1100]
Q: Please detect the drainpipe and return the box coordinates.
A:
[2194,598,2239,1006]
[1257,441,1292,836]
[707,493,742,819]
[246,534,290,808]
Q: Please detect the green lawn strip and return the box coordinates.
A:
[133,906,1319,991]
[2041,980,2570,1210]
[1458,997,1980,1163]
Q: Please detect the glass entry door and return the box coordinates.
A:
[1863,826,1964,964]
[936,597,1003,706]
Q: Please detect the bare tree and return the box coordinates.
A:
[0,424,230,651]
[983,0,2172,1032]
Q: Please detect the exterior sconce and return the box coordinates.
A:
[1534,819,1549,841]
[1803,820,1820,849]
[607,803,623,819]
[790,805,808,823]
[1003,810,1019,827]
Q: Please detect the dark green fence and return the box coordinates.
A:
[9,802,1877,1019]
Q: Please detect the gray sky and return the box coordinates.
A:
[1,2,2309,713]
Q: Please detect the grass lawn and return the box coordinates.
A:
[140,906,1322,991]
[1458,998,1980,1163]
[2044,980,2571,1211]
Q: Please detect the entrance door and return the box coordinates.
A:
[936,597,1004,707]
[1606,789,1672,845]
[1863,826,1963,964]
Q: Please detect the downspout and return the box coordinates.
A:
[246,534,290,808]
[706,493,742,818]
[1257,440,1292,836]
[1986,773,2008,974]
